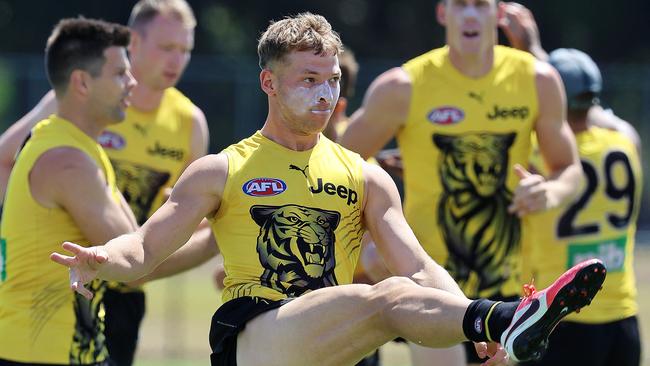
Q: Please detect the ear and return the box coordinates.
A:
[69,69,91,98]
[260,69,276,96]
[496,1,506,24]
[432,133,456,150]
[128,29,141,55]
[500,132,517,149]
[322,209,341,231]
[436,1,447,26]
[250,205,279,227]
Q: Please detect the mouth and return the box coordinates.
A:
[462,30,480,39]
[163,71,179,81]
[299,239,325,265]
[310,109,331,115]
[121,91,133,107]
[310,104,332,114]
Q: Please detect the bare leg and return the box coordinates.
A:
[409,343,466,366]
[237,277,471,366]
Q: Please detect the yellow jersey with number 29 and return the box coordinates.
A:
[527,127,642,323]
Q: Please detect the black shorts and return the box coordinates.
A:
[354,350,380,366]
[463,294,520,364]
[519,316,640,366]
[209,296,292,366]
[103,288,146,366]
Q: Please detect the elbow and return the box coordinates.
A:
[568,161,584,192]
[140,247,159,278]
[549,162,584,206]
[129,231,157,279]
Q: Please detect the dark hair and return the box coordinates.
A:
[338,48,359,99]
[45,17,130,94]
[568,91,600,112]
[258,12,343,69]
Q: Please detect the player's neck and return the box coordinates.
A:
[569,109,589,133]
[569,120,589,134]
[56,100,107,139]
[448,47,494,78]
[129,83,166,112]
[260,118,320,152]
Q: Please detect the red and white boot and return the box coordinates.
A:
[500,259,607,362]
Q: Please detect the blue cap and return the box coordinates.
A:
[548,48,602,110]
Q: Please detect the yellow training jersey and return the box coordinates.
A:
[527,127,642,323]
[0,116,120,364]
[333,117,376,279]
[212,131,365,303]
[99,87,195,225]
[398,45,539,299]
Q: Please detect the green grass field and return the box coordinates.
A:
[135,232,650,366]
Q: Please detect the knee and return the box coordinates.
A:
[368,276,419,328]
[371,276,417,295]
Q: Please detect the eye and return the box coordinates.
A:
[330,76,340,83]
[288,216,299,223]
[303,77,316,83]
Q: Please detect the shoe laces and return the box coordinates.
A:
[522,278,537,298]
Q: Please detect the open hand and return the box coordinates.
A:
[50,241,108,300]
[474,341,509,366]
[498,2,548,60]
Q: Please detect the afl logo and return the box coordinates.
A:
[427,106,464,125]
[243,178,287,197]
[98,131,126,150]
[474,317,483,333]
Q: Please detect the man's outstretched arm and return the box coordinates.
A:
[51,153,228,297]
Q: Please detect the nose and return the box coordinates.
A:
[461,5,479,19]
[126,70,137,90]
[169,49,189,70]
[315,82,333,104]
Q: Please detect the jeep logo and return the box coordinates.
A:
[146,141,185,161]
[486,105,530,120]
[310,178,358,206]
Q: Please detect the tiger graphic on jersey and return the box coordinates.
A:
[69,279,107,364]
[110,160,171,225]
[433,132,520,296]
[250,204,341,297]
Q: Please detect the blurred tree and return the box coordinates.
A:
[0,0,645,62]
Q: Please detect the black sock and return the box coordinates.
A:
[486,301,519,341]
[462,299,519,342]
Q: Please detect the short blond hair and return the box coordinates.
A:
[128,0,196,33]
[257,12,343,69]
